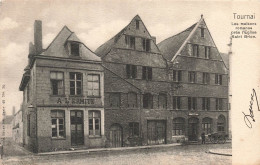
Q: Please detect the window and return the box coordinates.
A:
[215,74,222,85]
[142,66,152,80]
[50,72,64,95]
[143,93,153,109]
[192,44,199,57]
[27,114,30,136]
[87,74,100,97]
[188,71,196,83]
[217,115,225,132]
[158,93,167,109]
[173,96,181,110]
[142,38,151,52]
[202,118,212,134]
[125,35,135,49]
[128,92,137,108]
[71,42,80,56]
[89,111,101,136]
[109,93,120,108]
[202,72,210,84]
[205,46,210,59]
[126,64,137,79]
[70,72,82,95]
[202,97,210,110]
[136,20,139,30]
[27,84,30,102]
[129,122,139,137]
[173,70,182,82]
[216,98,223,110]
[172,118,185,136]
[188,97,197,110]
[201,28,205,38]
[51,110,65,138]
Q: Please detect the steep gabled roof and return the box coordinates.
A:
[158,23,197,61]
[220,53,229,69]
[42,26,101,61]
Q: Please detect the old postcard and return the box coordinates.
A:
[0,0,259,164]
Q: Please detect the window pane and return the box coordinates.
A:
[50,72,57,79]
[57,72,63,79]
[95,119,100,130]
[89,119,93,130]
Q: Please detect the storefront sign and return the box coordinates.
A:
[57,97,94,105]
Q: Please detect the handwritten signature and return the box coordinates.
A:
[242,89,260,128]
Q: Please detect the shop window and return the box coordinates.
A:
[202,97,210,111]
[125,35,135,49]
[216,98,223,110]
[202,72,210,84]
[173,96,181,110]
[158,93,167,109]
[126,64,137,79]
[129,122,139,137]
[70,72,82,95]
[202,118,212,134]
[89,111,101,136]
[188,97,197,110]
[143,93,153,109]
[172,118,185,136]
[188,71,196,83]
[142,66,152,80]
[192,44,199,57]
[70,42,80,56]
[205,46,211,59]
[50,72,64,95]
[87,74,100,97]
[128,92,137,108]
[215,74,223,85]
[109,93,120,108]
[142,38,151,52]
[173,70,182,82]
[51,110,65,138]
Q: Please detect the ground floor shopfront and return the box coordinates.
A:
[104,109,229,147]
[24,106,105,153]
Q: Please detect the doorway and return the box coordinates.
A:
[109,124,123,148]
[71,110,84,146]
[147,120,166,145]
[188,117,199,141]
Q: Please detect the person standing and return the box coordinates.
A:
[201,132,206,144]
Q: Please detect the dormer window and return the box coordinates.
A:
[70,42,80,56]
[136,20,139,30]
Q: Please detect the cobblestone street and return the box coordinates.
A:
[2,143,231,165]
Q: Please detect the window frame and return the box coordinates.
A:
[142,38,151,52]
[158,93,167,109]
[127,92,137,108]
[173,96,181,110]
[172,118,185,136]
[129,122,139,137]
[188,97,197,110]
[51,110,65,139]
[142,66,152,80]
[201,28,205,38]
[216,98,223,110]
[205,46,211,59]
[109,93,121,108]
[192,44,199,57]
[136,20,139,30]
[215,74,223,85]
[87,74,100,97]
[202,72,210,84]
[69,72,83,96]
[125,35,135,49]
[50,71,64,96]
[202,118,212,134]
[202,97,210,111]
[70,42,80,56]
[173,70,182,82]
[126,64,137,79]
[188,71,196,83]
[88,111,101,137]
[143,93,153,109]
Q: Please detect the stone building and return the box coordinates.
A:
[19,20,105,152]
[158,15,229,142]
[12,109,23,145]
[95,15,172,147]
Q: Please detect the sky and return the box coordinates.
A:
[0,0,247,117]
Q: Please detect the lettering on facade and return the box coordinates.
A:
[57,98,94,105]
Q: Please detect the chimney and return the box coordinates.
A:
[34,20,42,54]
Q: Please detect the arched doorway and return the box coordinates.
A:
[188,117,199,141]
[109,124,123,148]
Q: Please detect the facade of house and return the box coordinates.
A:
[158,15,229,142]
[19,20,105,153]
[12,109,23,144]
[95,15,229,147]
[0,115,14,139]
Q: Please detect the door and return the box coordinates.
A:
[147,120,166,145]
[110,124,122,148]
[71,110,84,146]
[188,118,199,141]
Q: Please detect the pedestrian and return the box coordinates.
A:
[201,132,206,144]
